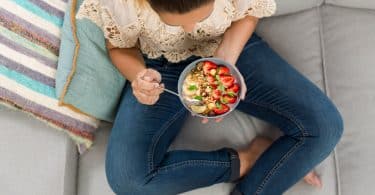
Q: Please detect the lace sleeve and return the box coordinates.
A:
[76,0,141,48]
[232,0,276,21]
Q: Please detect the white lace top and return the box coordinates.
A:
[77,0,276,62]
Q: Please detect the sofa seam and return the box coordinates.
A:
[75,151,80,195]
[63,136,69,195]
[63,136,79,195]
[325,3,375,12]
[317,5,342,195]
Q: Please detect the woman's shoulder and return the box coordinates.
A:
[78,0,141,27]
[102,0,140,24]
[229,0,276,20]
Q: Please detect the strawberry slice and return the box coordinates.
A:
[213,103,230,115]
[212,89,222,100]
[217,66,230,75]
[219,75,235,88]
[203,61,217,75]
[221,94,237,104]
[227,83,240,93]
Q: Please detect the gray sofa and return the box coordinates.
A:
[1,0,374,195]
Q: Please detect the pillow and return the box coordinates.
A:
[56,0,126,122]
[0,0,100,154]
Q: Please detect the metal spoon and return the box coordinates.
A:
[163,88,179,97]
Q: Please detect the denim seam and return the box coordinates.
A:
[147,107,187,173]
[151,160,231,177]
[143,160,231,185]
[255,140,304,195]
[246,101,308,194]
[159,160,231,171]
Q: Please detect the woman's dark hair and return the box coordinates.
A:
[142,0,214,14]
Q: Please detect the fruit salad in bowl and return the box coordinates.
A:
[177,58,245,118]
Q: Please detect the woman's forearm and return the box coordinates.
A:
[217,16,259,65]
[106,42,146,82]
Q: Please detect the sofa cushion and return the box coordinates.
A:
[274,0,324,16]
[322,5,375,194]
[325,0,375,10]
[257,8,325,89]
[0,105,78,195]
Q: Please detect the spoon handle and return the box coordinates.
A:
[163,88,180,97]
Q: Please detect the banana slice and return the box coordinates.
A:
[183,82,199,96]
[182,84,197,96]
[190,105,207,114]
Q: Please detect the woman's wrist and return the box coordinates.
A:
[215,16,259,65]
[215,33,244,65]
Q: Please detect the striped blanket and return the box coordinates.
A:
[0,0,100,154]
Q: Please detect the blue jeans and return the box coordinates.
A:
[105,34,343,195]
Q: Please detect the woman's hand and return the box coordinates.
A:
[131,68,164,105]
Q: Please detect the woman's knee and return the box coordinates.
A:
[304,102,344,151]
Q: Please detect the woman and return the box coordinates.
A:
[77,0,344,194]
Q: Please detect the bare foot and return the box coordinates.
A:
[303,171,323,188]
[237,136,323,189]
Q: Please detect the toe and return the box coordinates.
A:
[304,171,323,189]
